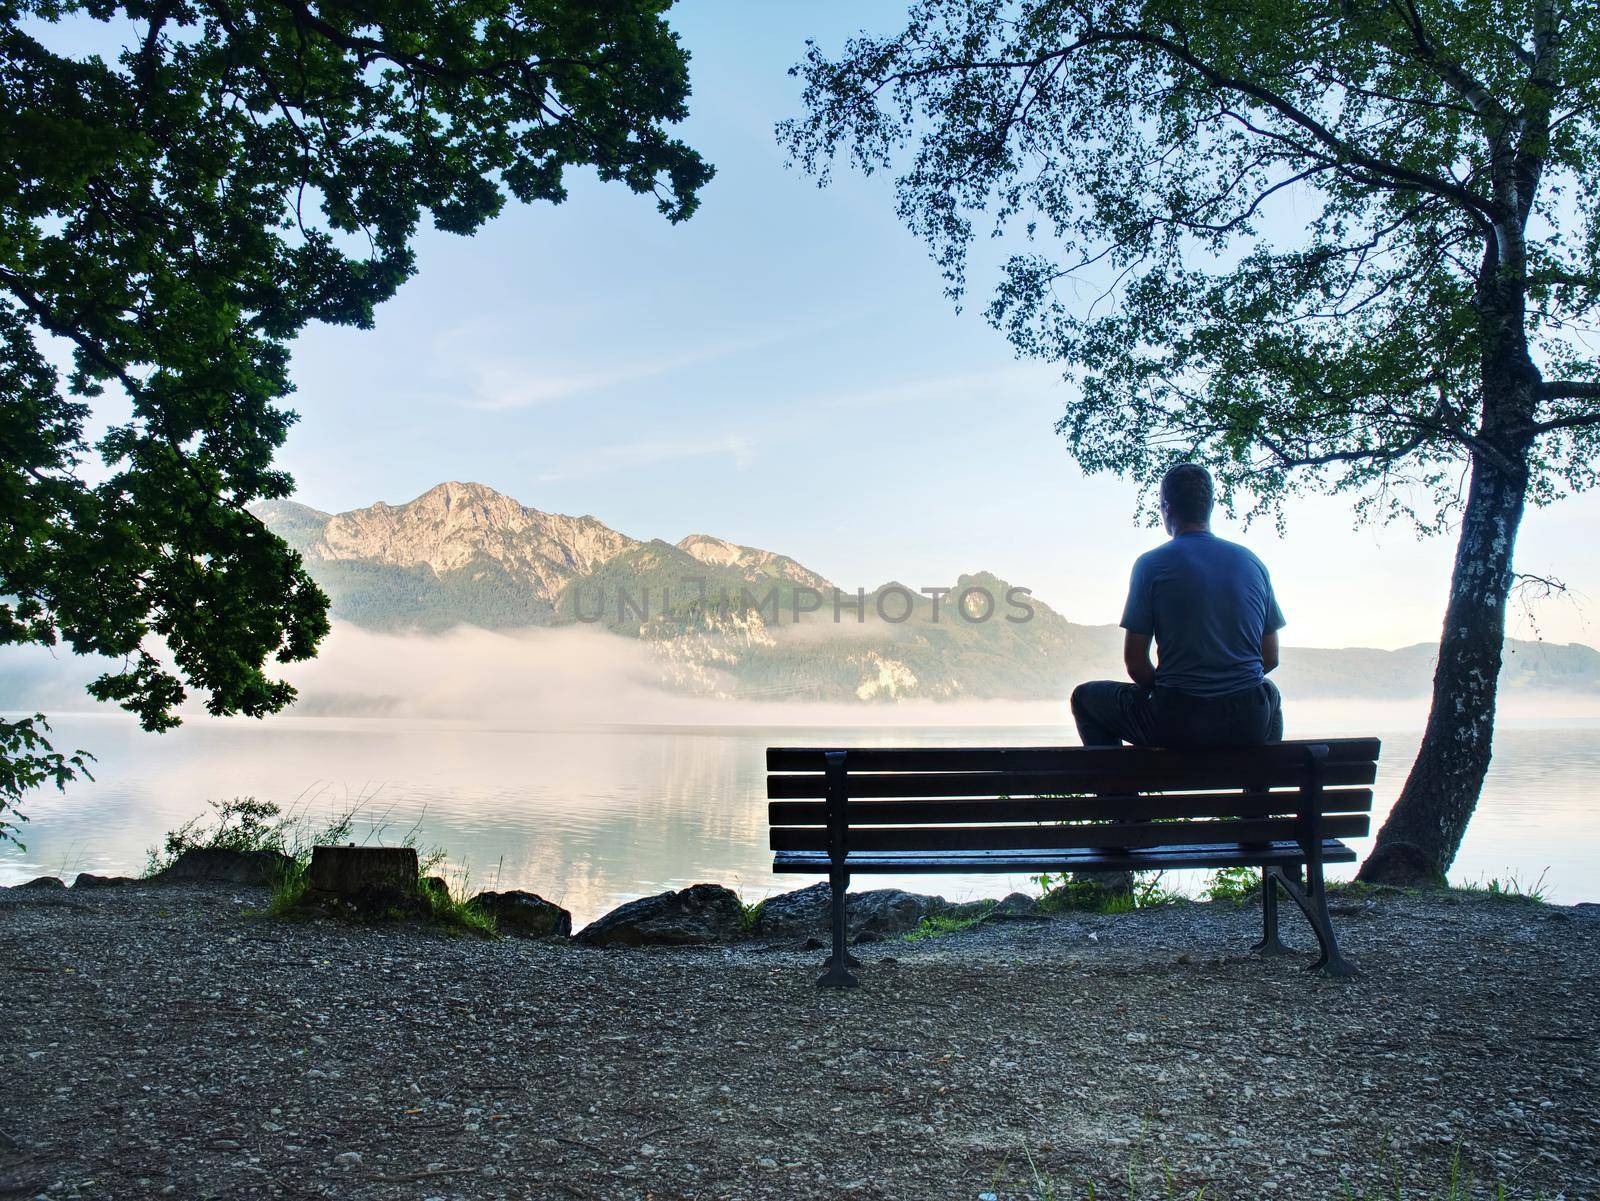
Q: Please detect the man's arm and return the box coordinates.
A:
[1260,629,1280,674]
[1124,630,1156,690]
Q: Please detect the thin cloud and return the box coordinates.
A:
[534,434,755,484]
[449,308,871,411]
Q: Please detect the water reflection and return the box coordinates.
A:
[3,714,1596,919]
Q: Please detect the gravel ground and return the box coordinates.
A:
[2,882,1596,1201]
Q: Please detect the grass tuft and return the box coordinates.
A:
[1451,868,1549,904]
[738,896,767,933]
[1034,870,1181,914]
[904,902,996,942]
[1202,865,1260,903]
[418,874,497,937]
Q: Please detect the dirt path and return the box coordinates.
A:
[2,884,1595,1200]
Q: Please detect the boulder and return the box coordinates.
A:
[575,884,743,947]
[471,890,572,939]
[1071,869,1135,897]
[991,891,1043,920]
[940,891,1042,923]
[750,882,948,939]
[14,876,66,890]
[72,873,139,890]
[156,847,294,885]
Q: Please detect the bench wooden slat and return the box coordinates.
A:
[766,737,1379,775]
[768,787,1373,827]
[769,814,1369,853]
[772,839,1360,873]
[767,761,1376,798]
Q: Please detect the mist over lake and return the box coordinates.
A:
[6,697,1596,921]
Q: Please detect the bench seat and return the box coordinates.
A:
[767,738,1380,987]
[774,839,1358,874]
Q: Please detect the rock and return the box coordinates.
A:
[333,1151,363,1169]
[155,848,294,886]
[1071,869,1134,897]
[470,891,572,939]
[990,891,1042,920]
[15,876,66,890]
[72,874,138,890]
[750,882,947,938]
[575,884,743,947]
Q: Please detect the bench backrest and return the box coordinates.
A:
[767,738,1380,854]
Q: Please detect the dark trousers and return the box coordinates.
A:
[1071,679,1283,749]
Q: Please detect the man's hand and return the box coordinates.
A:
[1123,631,1157,691]
[1261,629,1280,674]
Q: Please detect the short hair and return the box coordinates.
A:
[1160,463,1215,526]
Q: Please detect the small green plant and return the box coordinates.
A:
[904,902,995,942]
[1034,871,1178,914]
[267,861,310,917]
[1203,866,1261,903]
[1453,868,1549,904]
[416,869,496,946]
[145,796,355,876]
[738,896,767,933]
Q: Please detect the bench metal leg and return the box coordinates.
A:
[1276,862,1358,978]
[1252,867,1293,957]
[816,869,859,989]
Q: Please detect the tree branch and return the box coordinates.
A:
[1537,380,1600,402]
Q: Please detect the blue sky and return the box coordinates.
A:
[54,1,1600,650]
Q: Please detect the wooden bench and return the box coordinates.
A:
[768,738,1379,987]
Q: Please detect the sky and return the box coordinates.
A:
[46,1,1600,651]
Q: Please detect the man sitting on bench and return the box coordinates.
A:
[1071,462,1285,750]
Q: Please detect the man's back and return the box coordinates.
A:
[1071,462,1285,750]
[1122,530,1283,697]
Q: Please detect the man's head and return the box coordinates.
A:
[1159,463,1214,534]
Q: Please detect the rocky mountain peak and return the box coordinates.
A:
[677,534,833,591]
[310,481,637,601]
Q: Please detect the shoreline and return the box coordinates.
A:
[3,880,1596,1199]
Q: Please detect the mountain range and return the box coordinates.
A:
[253,481,1600,703]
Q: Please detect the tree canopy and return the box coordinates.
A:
[0,0,711,843]
[785,0,1599,519]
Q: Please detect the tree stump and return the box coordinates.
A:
[304,845,420,916]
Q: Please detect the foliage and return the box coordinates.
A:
[144,794,354,875]
[1203,866,1261,904]
[1033,870,1179,914]
[418,874,497,937]
[0,0,712,839]
[1454,868,1550,903]
[738,896,767,933]
[783,0,1600,522]
[0,714,92,850]
[904,902,996,941]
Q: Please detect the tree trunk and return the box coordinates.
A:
[1357,444,1531,885]
[305,844,419,897]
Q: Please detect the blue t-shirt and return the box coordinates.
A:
[1120,531,1285,697]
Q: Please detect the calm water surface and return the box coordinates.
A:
[4,712,1597,920]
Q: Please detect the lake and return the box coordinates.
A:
[3,706,1597,921]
